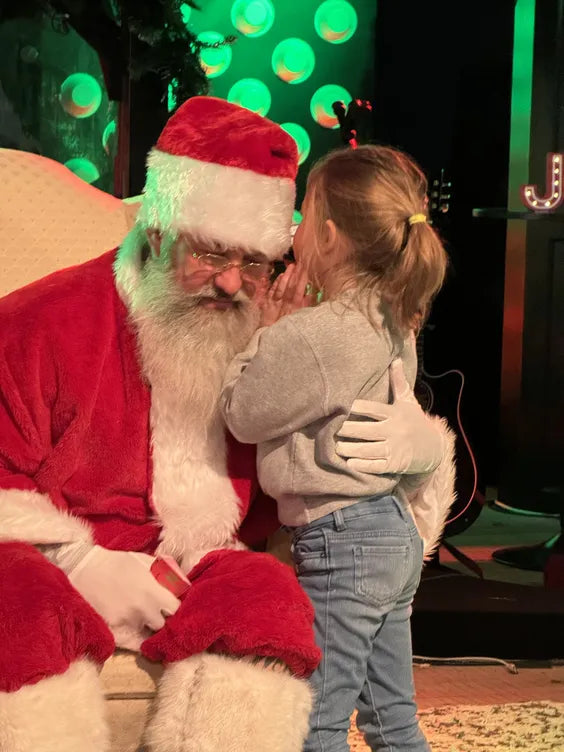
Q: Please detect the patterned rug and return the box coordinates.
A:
[348,702,564,751]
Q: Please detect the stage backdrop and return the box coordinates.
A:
[0,15,117,193]
[161,0,378,205]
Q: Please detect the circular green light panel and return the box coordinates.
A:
[64,158,100,184]
[59,74,102,119]
[231,0,275,37]
[272,38,315,85]
[310,84,352,129]
[198,31,232,79]
[281,122,311,165]
[315,0,358,44]
[228,78,271,116]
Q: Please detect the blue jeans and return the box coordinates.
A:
[291,496,429,752]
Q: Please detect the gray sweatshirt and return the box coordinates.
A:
[220,293,417,526]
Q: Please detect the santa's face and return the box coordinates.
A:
[126,228,266,421]
[147,230,271,310]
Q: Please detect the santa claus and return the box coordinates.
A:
[0,97,449,751]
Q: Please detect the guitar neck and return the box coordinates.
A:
[415,328,425,379]
[415,167,451,378]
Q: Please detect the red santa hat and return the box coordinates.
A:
[136,96,299,261]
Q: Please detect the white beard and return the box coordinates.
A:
[125,248,261,570]
[129,253,260,429]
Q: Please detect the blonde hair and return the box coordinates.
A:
[306,144,448,333]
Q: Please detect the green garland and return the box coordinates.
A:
[1,0,214,105]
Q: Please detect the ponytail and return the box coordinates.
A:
[379,219,447,333]
[306,145,448,334]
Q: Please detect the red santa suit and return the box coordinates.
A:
[0,97,319,752]
[0,247,319,675]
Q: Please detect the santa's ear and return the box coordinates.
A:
[146,229,162,258]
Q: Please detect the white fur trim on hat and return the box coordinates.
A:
[137,150,295,261]
[144,653,313,752]
[0,659,109,752]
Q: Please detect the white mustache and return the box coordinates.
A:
[190,285,251,306]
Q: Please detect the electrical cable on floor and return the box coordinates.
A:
[413,655,518,674]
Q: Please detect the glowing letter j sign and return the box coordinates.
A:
[521,152,564,211]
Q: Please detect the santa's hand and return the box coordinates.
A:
[336,359,444,475]
[68,545,181,647]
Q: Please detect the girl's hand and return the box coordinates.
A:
[261,263,316,327]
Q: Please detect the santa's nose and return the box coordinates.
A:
[213,265,243,296]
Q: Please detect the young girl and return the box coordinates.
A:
[220,145,448,751]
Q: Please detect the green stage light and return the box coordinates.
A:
[198,31,233,79]
[64,158,100,184]
[310,84,351,128]
[59,73,102,119]
[292,209,303,224]
[180,2,192,26]
[231,0,275,37]
[281,122,311,165]
[228,78,271,116]
[315,0,358,44]
[272,38,316,86]
[272,38,315,85]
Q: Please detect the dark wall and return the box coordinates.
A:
[372,0,516,487]
[498,0,564,513]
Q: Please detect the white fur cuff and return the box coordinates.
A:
[0,489,93,546]
[399,415,457,560]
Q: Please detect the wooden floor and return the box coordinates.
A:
[414,664,564,709]
[417,498,563,705]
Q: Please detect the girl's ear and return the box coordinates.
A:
[146,229,162,258]
[323,219,339,256]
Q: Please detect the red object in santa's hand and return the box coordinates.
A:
[151,556,191,598]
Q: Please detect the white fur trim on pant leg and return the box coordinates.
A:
[0,488,93,546]
[145,653,313,752]
[0,658,109,752]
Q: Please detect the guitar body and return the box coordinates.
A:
[416,366,484,538]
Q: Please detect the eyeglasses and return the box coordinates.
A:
[190,251,271,281]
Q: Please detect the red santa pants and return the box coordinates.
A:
[0,543,320,694]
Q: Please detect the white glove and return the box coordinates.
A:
[68,545,181,650]
[336,359,444,475]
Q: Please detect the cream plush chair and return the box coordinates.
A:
[0,149,139,297]
[0,148,160,751]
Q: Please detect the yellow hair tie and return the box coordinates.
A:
[408,213,427,225]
